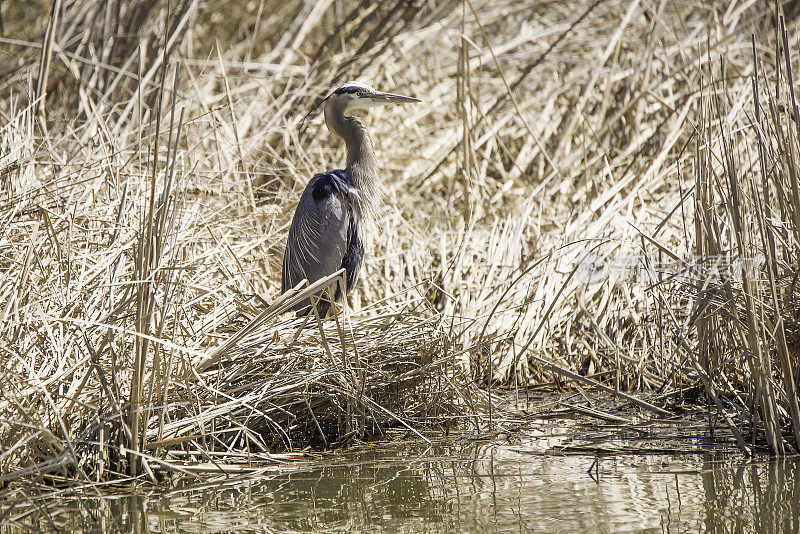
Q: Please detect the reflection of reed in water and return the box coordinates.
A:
[5,449,800,532]
[701,455,800,534]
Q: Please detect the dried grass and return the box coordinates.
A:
[1,0,800,483]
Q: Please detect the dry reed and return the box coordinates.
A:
[1,0,800,485]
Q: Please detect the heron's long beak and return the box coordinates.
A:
[369,91,421,104]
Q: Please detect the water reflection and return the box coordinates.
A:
[4,441,800,533]
[699,456,800,534]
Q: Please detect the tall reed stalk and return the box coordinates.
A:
[691,14,800,455]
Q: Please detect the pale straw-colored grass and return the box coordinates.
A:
[1,0,800,483]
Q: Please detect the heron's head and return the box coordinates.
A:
[326,82,421,112]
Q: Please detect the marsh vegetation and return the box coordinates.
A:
[1,0,800,493]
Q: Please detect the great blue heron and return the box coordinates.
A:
[281,82,420,315]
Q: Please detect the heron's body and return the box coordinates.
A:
[281,82,419,315]
[281,170,364,313]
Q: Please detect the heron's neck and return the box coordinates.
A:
[342,117,377,189]
[325,106,380,220]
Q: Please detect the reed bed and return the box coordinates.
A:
[1,0,800,486]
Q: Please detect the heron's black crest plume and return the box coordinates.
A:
[333,85,363,95]
[298,91,332,135]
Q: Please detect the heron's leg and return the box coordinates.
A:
[295,291,330,318]
[317,287,335,318]
[290,312,313,339]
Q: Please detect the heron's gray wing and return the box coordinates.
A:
[281,172,351,312]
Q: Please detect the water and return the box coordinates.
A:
[5,437,800,533]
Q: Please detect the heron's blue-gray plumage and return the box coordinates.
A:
[280,82,418,316]
[281,170,363,314]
